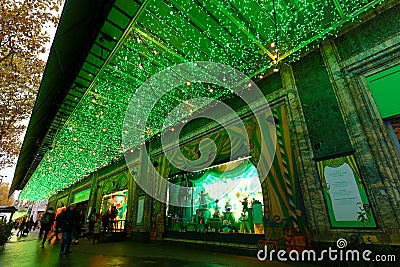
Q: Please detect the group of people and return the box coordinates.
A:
[38,203,114,255]
[39,203,85,255]
[87,208,103,244]
[99,206,118,233]
[15,217,37,237]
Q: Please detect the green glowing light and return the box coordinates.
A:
[19,0,384,201]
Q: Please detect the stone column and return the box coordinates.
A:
[126,166,136,233]
[319,38,400,243]
[280,63,330,243]
[87,172,99,214]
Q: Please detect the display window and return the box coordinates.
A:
[100,189,128,231]
[166,160,263,234]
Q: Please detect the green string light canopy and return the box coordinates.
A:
[19,0,385,201]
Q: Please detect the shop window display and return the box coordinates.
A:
[100,190,128,231]
[167,160,263,234]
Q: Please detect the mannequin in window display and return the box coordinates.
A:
[197,190,211,222]
[172,214,182,231]
[198,211,206,233]
[221,202,235,232]
[190,209,200,231]
[194,209,205,232]
[212,199,221,218]
[194,209,200,225]
[241,197,254,233]
[198,190,210,209]
[223,202,235,225]
[241,197,249,212]
[247,198,255,233]
[209,199,222,232]
[239,211,251,233]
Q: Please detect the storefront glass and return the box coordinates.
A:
[100,189,128,231]
[167,160,263,234]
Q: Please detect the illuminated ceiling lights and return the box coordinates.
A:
[19,0,386,201]
[272,0,279,72]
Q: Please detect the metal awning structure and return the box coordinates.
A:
[0,206,17,222]
[11,0,388,200]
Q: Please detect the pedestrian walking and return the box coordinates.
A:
[13,220,19,230]
[87,208,97,240]
[102,211,111,234]
[92,218,102,245]
[28,217,34,231]
[72,208,84,244]
[59,203,78,255]
[39,207,56,247]
[48,210,63,243]
[33,220,39,230]
[16,218,27,237]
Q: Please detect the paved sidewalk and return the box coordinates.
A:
[0,231,317,267]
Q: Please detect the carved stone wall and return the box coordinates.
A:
[292,50,354,159]
[310,3,400,245]
[276,2,400,245]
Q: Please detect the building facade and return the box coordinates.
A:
[12,0,400,254]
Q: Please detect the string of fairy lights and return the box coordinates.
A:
[20,0,385,201]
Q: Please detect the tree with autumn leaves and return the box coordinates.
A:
[0,0,62,170]
[0,183,14,206]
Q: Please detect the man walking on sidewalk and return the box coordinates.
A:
[59,203,78,255]
[39,207,56,247]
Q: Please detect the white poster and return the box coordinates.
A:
[324,163,363,221]
[136,196,145,225]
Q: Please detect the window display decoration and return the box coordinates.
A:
[100,189,128,221]
[167,160,263,233]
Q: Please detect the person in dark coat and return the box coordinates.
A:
[13,220,19,230]
[72,208,84,244]
[33,220,39,230]
[59,203,78,255]
[102,211,111,234]
[110,206,117,231]
[28,217,34,231]
[16,218,27,237]
[87,208,97,240]
[48,210,63,243]
[40,207,56,247]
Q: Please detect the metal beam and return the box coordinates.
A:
[61,0,151,130]
[332,0,346,20]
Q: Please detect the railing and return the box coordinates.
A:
[108,219,126,233]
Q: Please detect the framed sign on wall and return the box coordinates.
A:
[136,195,145,226]
[316,154,376,228]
